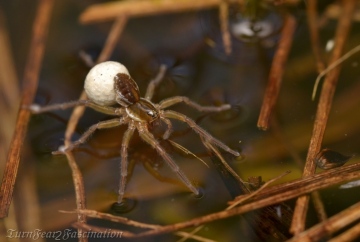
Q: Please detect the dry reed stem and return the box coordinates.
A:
[69,162,360,238]
[271,116,327,224]
[67,209,211,241]
[287,201,360,242]
[64,169,286,242]
[307,0,326,73]
[0,11,19,111]
[73,221,216,242]
[310,191,327,222]
[219,2,232,55]
[227,170,290,208]
[328,222,360,242]
[0,8,20,172]
[60,15,129,242]
[257,14,296,130]
[62,209,161,229]
[0,0,54,218]
[290,0,356,234]
[62,152,87,242]
[13,149,44,242]
[79,0,245,24]
[97,16,128,64]
[175,231,216,242]
[312,43,360,100]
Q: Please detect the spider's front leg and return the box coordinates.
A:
[144,64,167,100]
[157,97,231,140]
[160,117,173,140]
[137,123,199,196]
[54,118,125,154]
[159,96,231,113]
[117,123,135,203]
[162,110,240,157]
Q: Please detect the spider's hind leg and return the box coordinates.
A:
[54,118,125,154]
[137,124,199,196]
[117,124,135,204]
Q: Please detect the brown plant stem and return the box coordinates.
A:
[257,14,296,130]
[0,7,20,171]
[63,152,87,242]
[307,0,326,73]
[271,116,328,225]
[290,0,356,235]
[219,2,232,55]
[0,0,54,218]
[310,191,327,223]
[287,201,360,242]
[79,0,243,24]
[72,162,360,238]
[328,222,360,242]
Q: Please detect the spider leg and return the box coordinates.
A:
[29,100,121,116]
[137,124,199,195]
[117,123,135,203]
[162,110,240,157]
[144,64,167,100]
[159,96,231,112]
[160,117,173,139]
[54,118,125,154]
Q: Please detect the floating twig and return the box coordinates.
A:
[257,14,296,130]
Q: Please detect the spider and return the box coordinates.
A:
[30,61,240,203]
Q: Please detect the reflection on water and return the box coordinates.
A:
[2,0,360,241]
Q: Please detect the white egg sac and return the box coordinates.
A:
[84,61,130,106]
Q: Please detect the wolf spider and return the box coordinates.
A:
[30,61,240,203]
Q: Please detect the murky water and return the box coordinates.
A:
[2,1,360,241]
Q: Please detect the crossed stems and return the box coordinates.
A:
[30,65,240,203]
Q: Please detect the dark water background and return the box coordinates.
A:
[1,0,360,241]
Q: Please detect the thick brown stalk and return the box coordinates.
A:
[290,0,356,234]
[0,0,54,218]
[257,14,296,130]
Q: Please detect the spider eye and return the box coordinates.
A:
[147,110,155,117]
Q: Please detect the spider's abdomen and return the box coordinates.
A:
[84,61,130,106]
[114,73,140,107]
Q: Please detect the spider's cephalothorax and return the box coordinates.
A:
[30,61,240,203]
